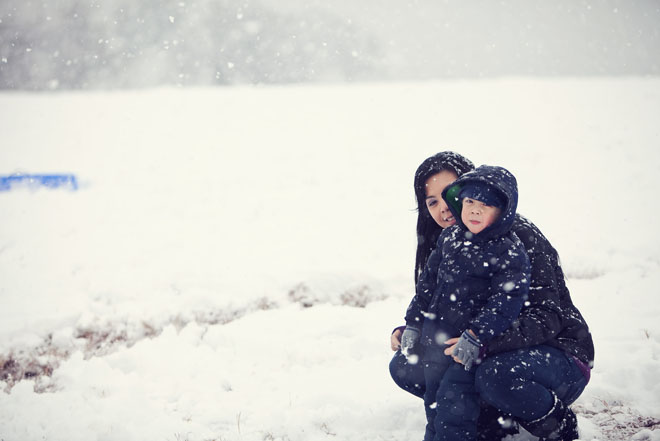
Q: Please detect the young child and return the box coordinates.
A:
[401,165,531,441]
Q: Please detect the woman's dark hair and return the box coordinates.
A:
[414,151,475,284]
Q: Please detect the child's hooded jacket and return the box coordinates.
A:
[405,165,531,357]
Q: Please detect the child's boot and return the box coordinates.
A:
[476,404,519,441]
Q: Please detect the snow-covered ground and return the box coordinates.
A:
[1,78,659,441]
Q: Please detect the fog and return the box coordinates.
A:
[1,0,658,90]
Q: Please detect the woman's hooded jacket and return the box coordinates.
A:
[405,165,531,358]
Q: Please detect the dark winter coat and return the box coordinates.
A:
[405,166,531,358]
[484,215,595,366]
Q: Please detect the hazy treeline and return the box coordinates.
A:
[1,0,659,90]
[0,0,381,90]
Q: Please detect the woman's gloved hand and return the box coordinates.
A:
[401,326,420,357]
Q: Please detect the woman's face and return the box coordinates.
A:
[424,170,459,229]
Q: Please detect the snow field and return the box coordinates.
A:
[1,78,660,440]
[2,300,423,441]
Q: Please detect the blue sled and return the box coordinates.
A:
[0,174,79,191]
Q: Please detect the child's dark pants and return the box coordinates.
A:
[391,348,480,441]
[426,360,480,441]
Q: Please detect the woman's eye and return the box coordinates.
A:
[427,200,437,207]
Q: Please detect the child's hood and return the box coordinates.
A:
[442,165,519,240]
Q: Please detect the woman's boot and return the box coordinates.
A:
[520,393,579,441]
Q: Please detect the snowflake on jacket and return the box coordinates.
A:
[405,165,531,359]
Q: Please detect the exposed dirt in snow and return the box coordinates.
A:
[1,284,385,393]
[575,401,660,441]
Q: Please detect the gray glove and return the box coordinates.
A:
[452,330,483,370]
[401,326,420,357]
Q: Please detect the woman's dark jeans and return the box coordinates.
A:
[474,345,588,421]
[389,349,426,398]
[389,345,588,439]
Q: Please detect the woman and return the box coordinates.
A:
[389,151,595,441]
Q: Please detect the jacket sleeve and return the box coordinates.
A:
[404,235,444,329]
[469,238,530,343]
[483,220,564,355]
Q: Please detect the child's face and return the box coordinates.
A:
[461,198,502,235]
